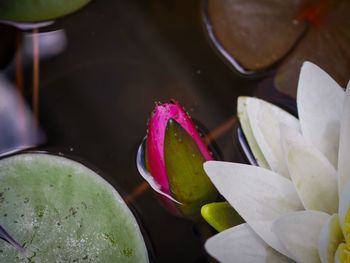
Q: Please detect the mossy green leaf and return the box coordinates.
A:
[0,153,148,262]
[0,0,91,22]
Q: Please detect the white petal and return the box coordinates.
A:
[246,97,300,178]
[237,97,270,168]
[205,224,293,263]
[273,210,330,263]
[318,214,343,263]
[338,179,350,233]
[281,125,338,214]
[338,83,350,193]
[297,62,345,167]
[204,161,303,257]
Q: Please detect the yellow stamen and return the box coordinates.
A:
[337,208,350,263]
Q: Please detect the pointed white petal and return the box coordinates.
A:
[297,62,345,167]
[338,84,350,193]
[246,97,300,178]
[273,210,330,263]
[237,97,270,168]
[318,214,343,263]
[205,224,293,263]
[204,161,303,257]
[281,125,338,214]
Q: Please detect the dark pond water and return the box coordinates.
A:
[0,0,289,262]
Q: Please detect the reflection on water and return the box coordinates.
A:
[0,29,67,156]
[0,225,28,257]
[0,74,43,155]
[0,20,54,30]
[22,30,67,61]
[201,0,257,76]
[136,139,182,205]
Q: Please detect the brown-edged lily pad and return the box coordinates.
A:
[275,0,350,97]
[204,0,307,72]
[204,0,350,97]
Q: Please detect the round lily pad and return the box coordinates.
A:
[204,0,306,72]
[0,153,149,262]
[0,1,91,22]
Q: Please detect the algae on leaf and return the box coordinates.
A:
[0,153,148,262]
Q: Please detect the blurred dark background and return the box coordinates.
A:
[0,0,264,262]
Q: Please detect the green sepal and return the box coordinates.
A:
[164,119,218,219]
[201,202,244,232]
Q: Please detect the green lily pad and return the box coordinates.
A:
[0,153,148,262]
[201,202,244,232]
[0,0,91,22]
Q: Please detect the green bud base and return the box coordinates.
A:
[201,202,244,232]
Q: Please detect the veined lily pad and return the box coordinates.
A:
[0,0,91,22]
[0,153,148,262]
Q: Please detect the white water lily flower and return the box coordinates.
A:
[204,62,348,262]
[272,85,350,263]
